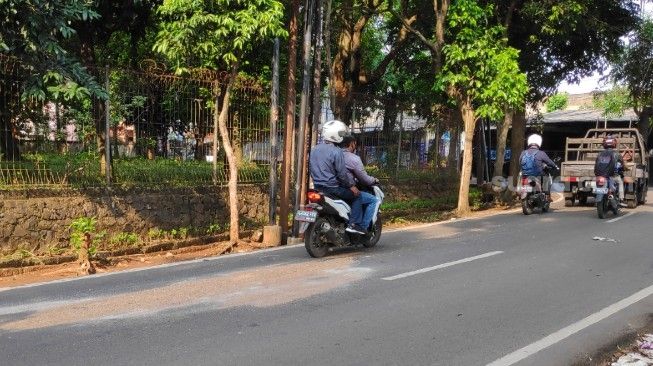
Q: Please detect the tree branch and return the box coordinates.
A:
[388,9,438,54]
[363,14,417,84]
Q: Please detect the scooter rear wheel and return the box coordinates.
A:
[597,198,607,219]
[522,199,534,215]
[304,218,329,258]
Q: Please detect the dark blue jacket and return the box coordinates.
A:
[309,143,355,188]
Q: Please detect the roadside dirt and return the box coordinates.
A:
[0,200,525,290]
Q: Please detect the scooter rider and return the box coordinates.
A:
[520,134,558,197]
[340,135,380,234]
[309,120,366,235]
[594,135,627,207]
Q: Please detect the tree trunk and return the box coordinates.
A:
[509,109,526,187]
[494,109,513,178]
[637,107,653,147]
[457,98,477,215]
[279,0,300,239]
[217,66,240,244]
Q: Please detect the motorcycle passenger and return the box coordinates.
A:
[340,135,380,234]
[594,135,626,207]
[520,134,558,198]
[309,120,366,235]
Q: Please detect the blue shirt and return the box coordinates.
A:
[309,143,355,188]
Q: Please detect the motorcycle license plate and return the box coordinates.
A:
[593,187,609,194]
[295,210,317,223]
[521,186,533,193]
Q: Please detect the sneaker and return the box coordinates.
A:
[346,224,367,235]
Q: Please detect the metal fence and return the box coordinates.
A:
[1,54,461,191]
[318,93,460,179]
[1,56,275,189]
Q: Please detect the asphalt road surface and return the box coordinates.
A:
[2,192,653,366]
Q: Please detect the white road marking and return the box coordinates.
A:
[381,251,503,281]
[607,211,636,223]
[486,283,653,366]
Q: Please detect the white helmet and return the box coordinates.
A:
[527,133,543,148]
[321,120,349,143]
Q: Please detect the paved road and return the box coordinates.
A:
[1,193,653,366]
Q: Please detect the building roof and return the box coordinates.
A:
[531,108,639,124]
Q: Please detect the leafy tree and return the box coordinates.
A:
[0,0,106,160]
[593,86,633,119]
[611,17,653,143]
[546,93,569,112]
[153,0,286,245]
[436,0,528,214]
[329,0,415,123]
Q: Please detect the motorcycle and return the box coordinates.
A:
[594,176,621,219]
[519,163,558,215]
[294,185,385,258]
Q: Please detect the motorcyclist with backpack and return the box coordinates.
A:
[520,134,558,198]
[594,135,627,207]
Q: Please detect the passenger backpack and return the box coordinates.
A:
[594,150,616,177]
[521,150,538,176]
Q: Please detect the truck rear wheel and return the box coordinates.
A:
[637,184,647,204]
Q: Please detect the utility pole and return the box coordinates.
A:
[279,0,300,244]
[304,0,326,208]
[104,66,112,185]
[292,0,316,237]
[268,38,280,225]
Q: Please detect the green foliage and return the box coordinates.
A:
[148,228,166,241]
[206,223,225,235]
[110,232,139,248]
[546,93,568,112]
[437,0,528,120]
[611,18,653,114]
[69,217,105,256]
[593,86,632,118]
[153,0,287,71]
[511,0,637,101]
[0,0,106,100]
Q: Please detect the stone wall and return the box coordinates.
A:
[0,179,455,255]
[0,185,269,255]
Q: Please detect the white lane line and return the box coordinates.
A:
[606,211,636,223]
[486,283,653,366]
[381,251,503,281]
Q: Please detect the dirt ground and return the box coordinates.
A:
[0,202,521,290]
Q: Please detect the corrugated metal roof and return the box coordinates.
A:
[532,108,639,124]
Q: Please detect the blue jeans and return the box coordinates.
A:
[314,185,361,225]
[352,191,380,230]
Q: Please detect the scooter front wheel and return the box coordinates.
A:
[361,216,383,248]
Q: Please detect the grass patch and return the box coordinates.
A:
[1,152,270,188]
